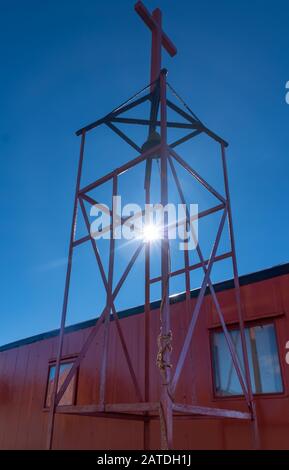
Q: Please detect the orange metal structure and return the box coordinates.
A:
[40,1,260,449]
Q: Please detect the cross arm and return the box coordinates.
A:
[135,1,177,57]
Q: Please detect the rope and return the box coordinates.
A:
[112,78,158,114]
[156,330,173,379]
[156,234,173,383]
[167,81,203,124]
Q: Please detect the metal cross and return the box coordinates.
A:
[135,1,177,90]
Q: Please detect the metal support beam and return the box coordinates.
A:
[106,122,142,153]
[158,69,173,450]
[173,403,251,420]
[150,252,232,284]
[79,144,161,194]
[76,92,151,136]
[220,144,260,448]
[46,131,86,450]
[79,199,143,401]
[170,129,202,149]
[171,208,227,395]
[110,116,198,129]
[54,242,144,407]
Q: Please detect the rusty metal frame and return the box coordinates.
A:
[46,1,259,451]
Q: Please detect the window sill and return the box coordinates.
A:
[211,391,288,401]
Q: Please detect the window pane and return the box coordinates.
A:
[213,329,243,396]
[212,323,282,396]
[46,362,75,407]
[253,324,282,393]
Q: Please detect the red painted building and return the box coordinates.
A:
[0,262,288,449]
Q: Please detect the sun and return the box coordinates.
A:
[142,223,161,243]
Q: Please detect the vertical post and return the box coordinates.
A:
[183,209,191,334]
[143,75,160,450]
[150,9,162,91]
[46,131,86,450]
[99,174,117,408]
[159,68,173,450]
[221,143,260,449]
[144,165,151,450]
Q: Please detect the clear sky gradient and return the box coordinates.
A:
[1,0,289,345]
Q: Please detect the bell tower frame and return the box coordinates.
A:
[46,1,259,450]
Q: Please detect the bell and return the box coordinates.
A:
[141,130,161,158]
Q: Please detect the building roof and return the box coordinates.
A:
[1,262,289,353]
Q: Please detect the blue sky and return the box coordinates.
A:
[0,0,289,345]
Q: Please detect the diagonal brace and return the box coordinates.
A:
[79,199,143,401]
[55,241,144,406]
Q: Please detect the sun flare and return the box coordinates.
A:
[142,223,161,242]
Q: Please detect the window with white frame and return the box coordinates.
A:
[212,322,283,396]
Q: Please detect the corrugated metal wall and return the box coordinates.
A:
[0,271,289,449]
